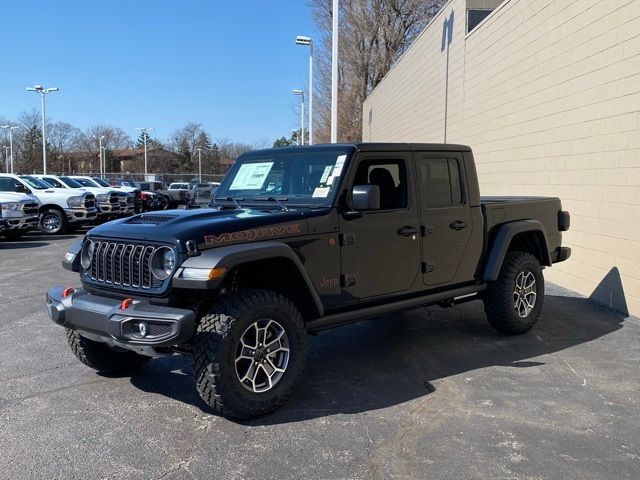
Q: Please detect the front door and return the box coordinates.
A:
[415,153,473,286]
[339,153,421,301]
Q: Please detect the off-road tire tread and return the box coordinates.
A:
[192,289,306,419]
[484,251,544,335]
[66,329,150,373]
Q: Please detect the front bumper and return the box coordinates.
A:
[46,286,196,351]
[66,208,98,223]
[3,215,38,231]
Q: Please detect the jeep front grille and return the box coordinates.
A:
[89,241,161,289]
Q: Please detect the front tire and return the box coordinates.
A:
[484,251,544,335]
[192,289,307,419]
[66,329,150,373]
[39,208,68,235]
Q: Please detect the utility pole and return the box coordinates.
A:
[293,90,305,145]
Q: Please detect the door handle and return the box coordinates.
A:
[397,226,418,236]
[449,221,468,231]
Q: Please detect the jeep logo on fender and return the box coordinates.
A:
[204,223,302,246]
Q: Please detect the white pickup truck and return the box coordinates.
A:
[0,192,40,240]
[71,176,141,214]
[0,174,98,234]
[34,175,123,221]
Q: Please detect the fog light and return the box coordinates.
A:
[138,322,148,337]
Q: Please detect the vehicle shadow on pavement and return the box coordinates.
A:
[0,241,50,249]
[129,292,629,424]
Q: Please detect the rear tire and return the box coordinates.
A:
[192,289,307,419]
[66,329,150,373]
[484,251,544,335]
[39,208,68,235]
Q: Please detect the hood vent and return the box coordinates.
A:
[126,214,177,225]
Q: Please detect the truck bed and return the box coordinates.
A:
[481,196,563,258]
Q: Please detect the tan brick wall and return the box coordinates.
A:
[364,0,640,316]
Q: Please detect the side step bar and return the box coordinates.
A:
[306,284,486,332]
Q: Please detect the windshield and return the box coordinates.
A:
[169,183,188,189]
[59,176,84,188]
[215,149,351,206]
[20,175,53,190]
[92,178,110,187]
[74,178,99,187]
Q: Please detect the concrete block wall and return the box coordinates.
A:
[363,0,640,316]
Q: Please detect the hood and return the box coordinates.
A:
[0,192,39,204]
[86,207,324,251]
[36,188,93,198]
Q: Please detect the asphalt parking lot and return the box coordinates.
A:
[1,232,639,480]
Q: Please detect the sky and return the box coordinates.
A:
[0,0,319,145]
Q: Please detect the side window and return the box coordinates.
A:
[354,159,407,210]
[418,158,463,207]
[0,177,16,192]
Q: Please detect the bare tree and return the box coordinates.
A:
[309,0,445,142]
[48,122,82,173]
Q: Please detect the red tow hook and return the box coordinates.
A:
[120,298,133,310]
[63,287,75,298]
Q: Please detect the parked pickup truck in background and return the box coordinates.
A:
[47,143,570,419]
[34,175,122,221]
[0,191,40,239]
[0,174,97,234]
[72,176,141,214]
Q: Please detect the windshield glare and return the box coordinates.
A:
[74,178,96,187]
[215,150,350,206]
[59,176,83,188]
[20,176,52,190]
[92,178,110,187]
[169,184,187,189]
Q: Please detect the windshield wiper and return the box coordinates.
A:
[213,196,244,209]
[253,196,290,211]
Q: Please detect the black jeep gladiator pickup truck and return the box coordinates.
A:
[46,143,570,419]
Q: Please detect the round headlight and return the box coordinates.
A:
[81,240,95,270]
[151,247,176,280]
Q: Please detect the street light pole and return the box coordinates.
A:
[197,148,202,182]
[136,127,154,179]
[94,135,105,178]
[331,0,339,143]
[3,146,9,173]
[26,85,59,174]
[296,35,314,145]
[293,90,305,145]
[0,125,19,174]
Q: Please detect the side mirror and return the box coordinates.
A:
[15,183,30,194]
[352,184,380,211]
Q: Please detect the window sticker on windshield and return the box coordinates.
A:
[320,165,333,184]
[312,186,330,198]
[229,162,274,190]
[331,154,347,177]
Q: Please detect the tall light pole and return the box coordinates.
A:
[331,0,339,143]
[94,135,105,177]
[101,147,106,177]
[295,35,313,145]
[293,90,305,146]
[197,148,203,182]
[136,127,154,179]
[26,85,59,174]
[3,146,9,173]
[0,125,19,174]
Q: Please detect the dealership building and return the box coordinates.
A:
[363,0,640,316]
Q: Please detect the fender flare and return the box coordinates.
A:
[482,220,552,282]
[173,241,324,317]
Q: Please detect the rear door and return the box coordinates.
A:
[339,152,421,300]
[415,152,473,286]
